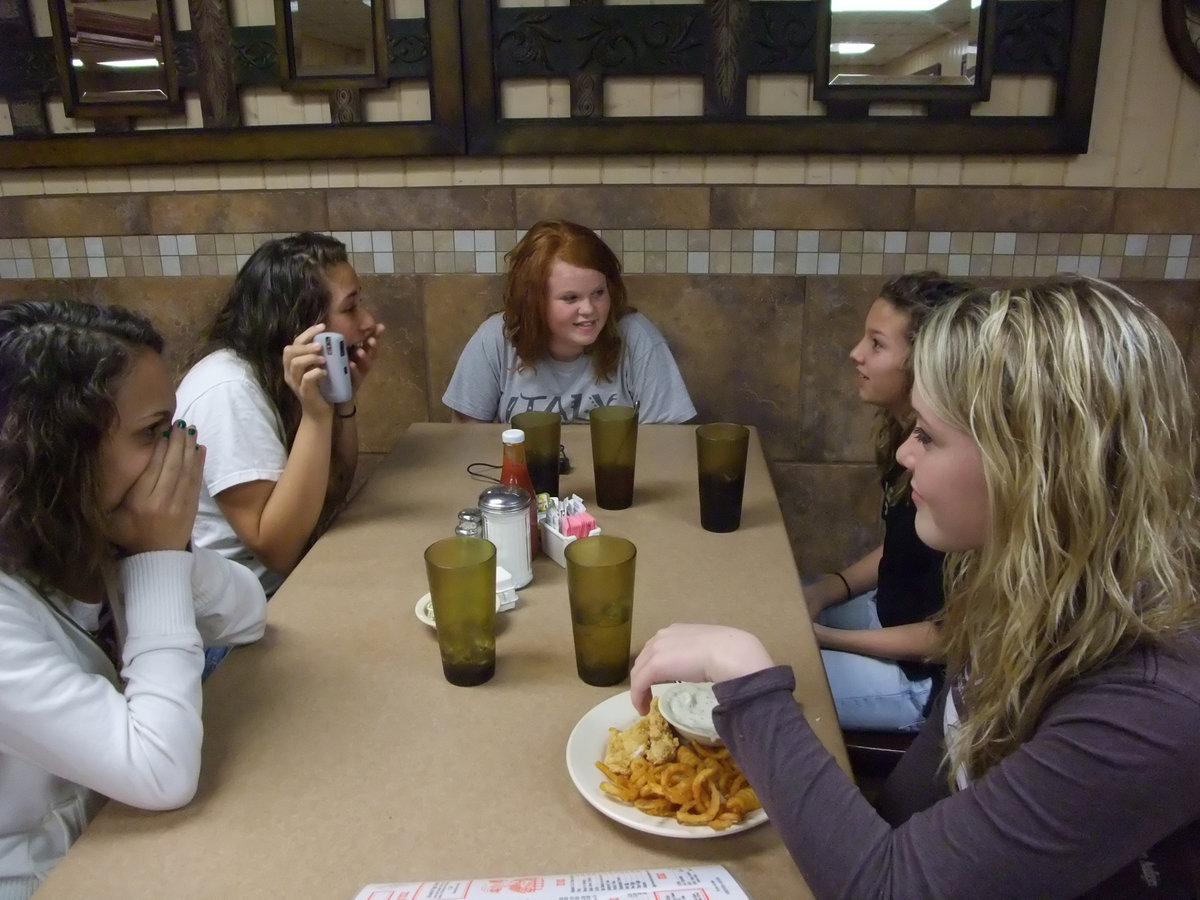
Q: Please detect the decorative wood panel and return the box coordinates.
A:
[0,0,1106,167]
[462,0,1105,156]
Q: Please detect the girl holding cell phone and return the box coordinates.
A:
[176,233,384,600]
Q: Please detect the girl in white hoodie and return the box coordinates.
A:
[0,300,267,899]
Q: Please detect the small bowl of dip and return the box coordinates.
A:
[656,682,722,746]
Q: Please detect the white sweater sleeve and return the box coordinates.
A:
[0,553,205,810]
[189,547,268,646]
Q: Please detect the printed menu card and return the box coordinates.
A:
[354,864,752,900]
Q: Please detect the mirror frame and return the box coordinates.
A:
[0,1,1107,167]
[275,0,389,91]
[1162,0,1200,87]
[47,0,182,118]
[814,0,995,107]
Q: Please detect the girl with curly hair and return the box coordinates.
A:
[442,219,694,424]
[0,300,266,898]
[632,277,1200,898]
[805,272,968,732]
[176,232,384,599]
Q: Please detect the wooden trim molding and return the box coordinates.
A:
[0,0,1107,168]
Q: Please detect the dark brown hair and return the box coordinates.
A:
[503,220,629,381]
[199,232,348,445]
[872,271,971,501]
[0,300,164,594]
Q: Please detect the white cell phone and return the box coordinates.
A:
[318,332,353,404]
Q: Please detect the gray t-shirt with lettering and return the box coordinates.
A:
[442,312,696,424]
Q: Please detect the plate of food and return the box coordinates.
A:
[565,690,767,839]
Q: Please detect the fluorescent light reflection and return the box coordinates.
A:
[832,0,950,11]
[98,58,161,69]
[832,42,875,54]
[73,57,161,69]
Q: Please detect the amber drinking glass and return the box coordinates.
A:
[696,423,750,533]
[565,535,637,686]
[424,536,497,686]
[588,405,638,510]
[511,410,561,497]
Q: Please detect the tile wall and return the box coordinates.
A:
[2,183,1198,574]
[2,228,1197,281]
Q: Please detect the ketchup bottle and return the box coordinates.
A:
[500,428,541,557]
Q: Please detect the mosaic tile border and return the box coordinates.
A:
[0,230,1197,281]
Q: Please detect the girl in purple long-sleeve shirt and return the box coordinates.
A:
[632,277,1200,899]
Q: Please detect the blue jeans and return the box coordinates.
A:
[202,645,231,681]
[818,590,931,732]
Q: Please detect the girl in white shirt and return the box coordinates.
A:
[0,300,267,898]
[176,233,384,599]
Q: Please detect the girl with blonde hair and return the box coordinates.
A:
[443,219,694,424]
[632,276,1200,898]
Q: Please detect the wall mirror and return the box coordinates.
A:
[275,0,388,90]
[1163,0,1200,86]
[48,0,181,116]
[815,0,995,105]
[0,0,1105,167]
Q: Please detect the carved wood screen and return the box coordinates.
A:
[0,0,1106,168]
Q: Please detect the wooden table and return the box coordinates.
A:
[37,424,849,899]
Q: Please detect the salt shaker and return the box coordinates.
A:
[454,507,483,538]
[477,484,533,588]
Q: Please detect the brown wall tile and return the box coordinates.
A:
[797,276,880,463]
[75,276,227,379]
[0,279,94,304]
[422,274,504,421]
[0,195,150,238]
[515,186,709,229]
[626,274,805,459]
[1112,190,1200,234]
[711,186,913,230]
[772,462,882,575]
[356,274,428,453]
[1125,279,1197,345]
[914,188,1113,232]
[147,191,328,235]
[328,188,515,230]
[1116,280,1200,399]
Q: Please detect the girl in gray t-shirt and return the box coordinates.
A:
[443,220,695,424]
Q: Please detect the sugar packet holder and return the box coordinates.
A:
[540,494,601,568]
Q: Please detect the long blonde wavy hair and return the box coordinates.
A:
[912,277,1200,785]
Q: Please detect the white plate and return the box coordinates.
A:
[565,690,768,839]
[414,592,502,628]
